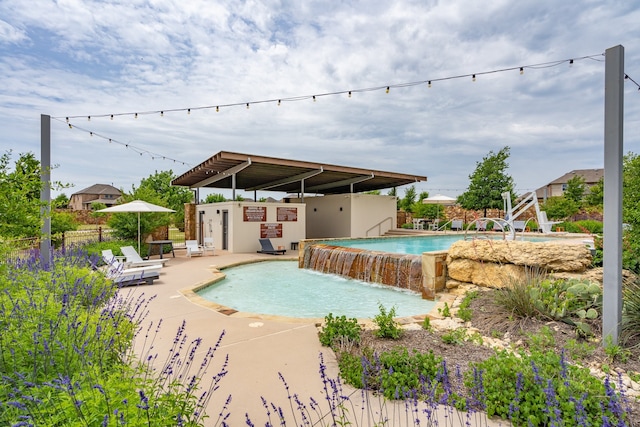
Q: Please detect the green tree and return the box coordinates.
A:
[540,196,579,220]
[136,170,193,229]
[400,185,417,212]
[564,175,586,205]
[203,193,227,203]
[457,146,515,217]
[584,177,604,207]
[622,153,640,272]
[0,151,68,239]
[53,193,69,208]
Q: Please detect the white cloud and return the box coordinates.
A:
[0,0,639,199]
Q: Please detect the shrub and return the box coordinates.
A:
[621,276,640,347]
[373,304,402,339]
[318,313,362,350]
[456,290,478,322]
[468,349,629,426]
[494,267,544,318]
[0,249,223,426]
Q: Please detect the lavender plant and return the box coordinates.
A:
[0,248,228,426]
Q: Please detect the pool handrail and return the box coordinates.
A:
[435,218,464,233]
[464,217,510,241]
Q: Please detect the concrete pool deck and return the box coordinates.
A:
[125,247,482,426]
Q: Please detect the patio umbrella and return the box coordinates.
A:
[422,194,456,218]
[98,200,175,253]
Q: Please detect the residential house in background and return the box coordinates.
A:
[68,184,122,210]
[535,169,604,201]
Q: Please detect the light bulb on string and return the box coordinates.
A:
[386,87,390,93]
[187,108,191,114]
[569,59,574,67]
[246,103,250,109]
[134,113,138,119]
[519,67,524,75]
[277,99,281,106]
[68,123,72,129]
[65,117,69,123]
[110,114,114,120]
[313,96,316,102]
[472,74,476,82]
[160,111,164,117]
[216,106,219,112]
[348,91,352,98]
[90,132,93,137]
[87,116,91,121]
[428,81,431,88]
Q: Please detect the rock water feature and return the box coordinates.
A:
[301,243,426,296]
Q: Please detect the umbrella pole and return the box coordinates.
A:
[138,212,141,254]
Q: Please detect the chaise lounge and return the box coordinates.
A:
[120,246,169,267]
[257,238,286,255]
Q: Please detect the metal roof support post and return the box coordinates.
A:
[232,173,236,201]
[40,114,51,268]
[603,44,624,345]
[301,179,305,203]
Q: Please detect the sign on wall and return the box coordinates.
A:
[243,206,266,222]
[277,207,298,221]
[260,223,283,238]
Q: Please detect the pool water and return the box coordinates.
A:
[197,261,435,319]
[326,235,550,254]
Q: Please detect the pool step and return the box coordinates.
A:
[383,228,431,236]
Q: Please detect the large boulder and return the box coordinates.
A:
[447,259,525,288]
[446,239,593,288]
[447,240,592,272]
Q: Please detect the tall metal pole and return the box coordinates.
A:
[602,45,624,344]
[40,114,52,266]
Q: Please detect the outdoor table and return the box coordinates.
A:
[147,240,175,259]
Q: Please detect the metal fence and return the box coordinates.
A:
[3,227,185,261]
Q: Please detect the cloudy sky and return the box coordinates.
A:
[1,0,639,201]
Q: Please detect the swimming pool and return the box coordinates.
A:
[324,234,551,254]
[197,261,436,319]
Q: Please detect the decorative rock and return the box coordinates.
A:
[430,317,463,331]
[447,240,592,272]
[447,259,525,288]
[445,240,593,288]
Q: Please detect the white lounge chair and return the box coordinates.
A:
[101,255,161,286]
[186,240,204,257]
[120,245,169,267]
[450,219,463,231]
[203,237,215,256]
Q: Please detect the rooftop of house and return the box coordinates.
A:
[71,184,121,196]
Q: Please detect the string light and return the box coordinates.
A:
[569,59,574,67]
[313,95,316,102]
[348,91,352,98]
[87,116,91,121]
[57,53,610,122]
[56,117,191,167]
[134,113,138,119]
[160,111,164,117]
[246,103,250,109]
[277,99,281,105]
[187,108,191,114]
[472,74,476,82]
[110,114,114,120]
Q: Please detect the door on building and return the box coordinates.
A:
[222,210,229,250]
